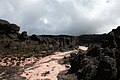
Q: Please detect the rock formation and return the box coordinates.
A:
[0,19,80,55]
[66,26,120,80]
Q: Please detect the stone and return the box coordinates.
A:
[0,19,10,25]
[20,31,28,41]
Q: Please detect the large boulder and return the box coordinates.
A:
[9,24,20,33]
[77,62,98,80]
[0,19,10,25]
[0,20,20,34]
[86,45,101,57]
[30,34,40,41]
[20,31,28,41]
[95,56,117,80]
[69,51,86,73]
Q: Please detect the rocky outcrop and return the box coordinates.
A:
[30,34,40,42]
[66,26,120,80]
[0,19,20,40]
[0,21,20,34]
[0,19,10,25]
[95,56,117,80]
[0,19,80,55]
[0,19,106,55]
[19,31,29,41]
[78,34,105,46]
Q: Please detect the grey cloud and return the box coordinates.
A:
[0,0,120,35]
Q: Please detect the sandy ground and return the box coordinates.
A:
[79,46,88,51]
[20,46,88,80]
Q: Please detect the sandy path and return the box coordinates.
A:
[21,46,88,80]
[79,46,88,51]
[21,51,75,80]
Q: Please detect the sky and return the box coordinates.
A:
[0,0,120,35]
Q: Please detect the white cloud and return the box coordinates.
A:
[0,0,120,35]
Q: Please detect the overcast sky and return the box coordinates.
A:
[0,0,120,35]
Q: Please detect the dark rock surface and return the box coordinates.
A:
[0,19,10,25]
[20,31,28,41]
[62,26,120,80]
[78,34,105,46]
